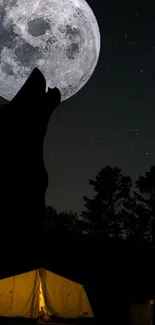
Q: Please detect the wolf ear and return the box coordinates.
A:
[47,87,61,104]
[44,87,61,116]
[10,67,46,105]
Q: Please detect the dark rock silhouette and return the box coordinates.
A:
[0,67,61,236]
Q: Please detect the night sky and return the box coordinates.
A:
[44,2,155,213]
[1,2,155,214]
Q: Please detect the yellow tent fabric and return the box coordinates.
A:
[0,268,93,319]
[0,270,39,318]
[40,269,93,318]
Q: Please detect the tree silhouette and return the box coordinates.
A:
[123,193,151,243]
[133,165,155,244]
[81,165,133,239]
[45,205,58,235]
[45,205,81,239]
[45,165,155,245]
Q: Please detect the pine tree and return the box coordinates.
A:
[45,205,80,238]
[81,165,133,239]
[134,165,155,244]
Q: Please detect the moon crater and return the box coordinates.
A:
[1,62,14,76]
[14,41,41,67]
[27,18,51,37]
[66,24,81,38]
[0,25,15,51]
[66,42,80,60]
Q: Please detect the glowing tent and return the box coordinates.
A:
[0,268,93,319]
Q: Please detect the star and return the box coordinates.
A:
[44,3,155,216]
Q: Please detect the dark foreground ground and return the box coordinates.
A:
[0,318,96,325]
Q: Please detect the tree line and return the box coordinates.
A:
[45,164,155,245]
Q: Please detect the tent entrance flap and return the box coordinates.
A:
[39,279,46,312]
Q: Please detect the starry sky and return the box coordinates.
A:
[44,2,155,213]
[1,1,155,214]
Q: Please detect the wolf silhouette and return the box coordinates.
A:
[0,68,61,236]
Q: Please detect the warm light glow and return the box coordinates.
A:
[39,280,46,312]
[149,300,154,305]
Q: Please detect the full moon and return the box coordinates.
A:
[0,0,101,101]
